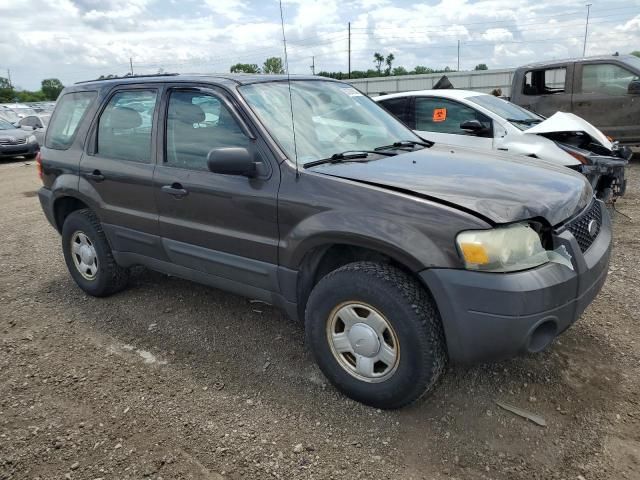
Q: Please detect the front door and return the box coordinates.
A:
[572,61,640,143]
[153,86,280,292]
[411,96,494,150]
[79,86,163,258]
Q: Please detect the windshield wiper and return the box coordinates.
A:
[374,139,433,152]
[507,118,542,125]
[303,150,394,168]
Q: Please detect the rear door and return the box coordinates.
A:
[409,96,493,149]
[572,61,640,143]
[79,86,164,259]
[153,85,280,292]
[517,64,573,116]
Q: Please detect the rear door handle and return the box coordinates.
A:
[86,170,105,182]
[161,183,189,198]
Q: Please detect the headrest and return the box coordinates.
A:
[170,102,205,124]
[109,107,142,129]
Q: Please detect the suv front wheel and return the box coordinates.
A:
[61,209,129,297]
[305,261,447,409]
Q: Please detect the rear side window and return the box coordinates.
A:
[523,68,566,95]
[45,91,96,149]
[97,90,158,163]
[378,97,411,125]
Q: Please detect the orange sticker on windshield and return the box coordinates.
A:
[433,108,447,122]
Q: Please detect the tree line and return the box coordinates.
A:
[0,78,64,103]
[230,52,489,79]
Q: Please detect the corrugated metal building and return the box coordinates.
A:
[347,68,516,96]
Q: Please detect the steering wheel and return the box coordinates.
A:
[333,128,363,143]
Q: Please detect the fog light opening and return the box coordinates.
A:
[527,320,557,353]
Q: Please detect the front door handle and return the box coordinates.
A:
[86,169,105,182]
[161,183,189,198]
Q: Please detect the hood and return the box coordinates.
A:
[524,112,613,151]
[308,144,592,226]
[0,127,29,140]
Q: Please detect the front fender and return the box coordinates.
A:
[280,209,455,272]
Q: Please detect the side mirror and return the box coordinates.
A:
[460,119,488,134]
[628,79,640,95]
[207,147,261,177]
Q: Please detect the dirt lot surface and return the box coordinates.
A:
[1,159,639,480]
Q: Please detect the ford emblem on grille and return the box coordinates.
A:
[587,219,598,238]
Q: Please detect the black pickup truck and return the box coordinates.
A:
[509,54,640,147]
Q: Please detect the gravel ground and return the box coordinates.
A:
[0,158,638,480]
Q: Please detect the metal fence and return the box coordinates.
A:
[346,68,517,96]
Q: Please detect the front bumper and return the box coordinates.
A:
[0,142,39,157]
[421,200,612,364]
[582,156,628,200]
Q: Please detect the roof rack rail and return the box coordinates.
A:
[75,73,180,84]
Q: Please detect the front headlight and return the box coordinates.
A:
[27,135,37,144]
[456,222,550,272]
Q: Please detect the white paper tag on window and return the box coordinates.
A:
[339,86,363,97]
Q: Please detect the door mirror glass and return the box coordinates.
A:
[460,119,486,132]
[207,147,258,177]
[628,79,640,95]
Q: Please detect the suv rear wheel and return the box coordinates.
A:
[305,261,447,409]
[61,209,129,297]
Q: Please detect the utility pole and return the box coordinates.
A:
[583,3,592,57]
[310,56,315,75]
[348,22,351,79]
[130,57,134,76]
[6,69,11,87]
[457,40,460,71]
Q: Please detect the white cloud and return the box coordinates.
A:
[482,28,513,42]
[204,0,248,22]
[0,0,639,89]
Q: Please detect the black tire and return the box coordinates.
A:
[305,261,447,409]
[24,153,37,160]
[61,209,129,297]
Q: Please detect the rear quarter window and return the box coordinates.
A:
[45,91,97,150]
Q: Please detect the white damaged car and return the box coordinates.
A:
[376,89,629,202]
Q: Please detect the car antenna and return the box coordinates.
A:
[279,0,300,177]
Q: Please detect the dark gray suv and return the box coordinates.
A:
[37,74,611,409]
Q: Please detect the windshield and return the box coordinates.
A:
[0,110,20,123]
[468,94,543,130]
[239,80,422,163]
[0,118,16,130]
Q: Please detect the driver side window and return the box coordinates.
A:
[165,91,250,171]
[581,63,636,97]
[414,97,491,136]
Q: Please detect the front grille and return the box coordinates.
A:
[566,201,602,253]
[0,137,27,145]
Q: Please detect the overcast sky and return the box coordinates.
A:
[0,0,638,90]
